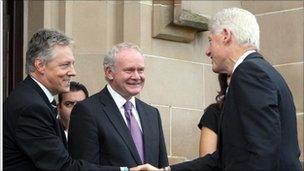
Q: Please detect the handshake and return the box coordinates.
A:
[130,164,171,171]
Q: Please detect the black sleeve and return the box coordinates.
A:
[15,104,119,171]
[68,102,101,164]
[198,104,221,134]
[171,151,219,171]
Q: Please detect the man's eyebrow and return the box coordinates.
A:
[64,101,75,103]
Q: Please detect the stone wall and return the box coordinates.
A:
[24,0,303,164]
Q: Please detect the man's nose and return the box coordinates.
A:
[132,71,140,79]
[205,48,211,57]
[68,64,76,76]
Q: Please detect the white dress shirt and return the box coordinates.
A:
[107,84,143,131]
[226,50,256,94]
[232,50,256,74]
[31,76,54,104]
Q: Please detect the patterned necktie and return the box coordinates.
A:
[51,99,58,114]
[123,101,144,163]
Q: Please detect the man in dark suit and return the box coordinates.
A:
[136,7,302,171]
[3,29,132,171]
[58,81,89,139]
[68,42,169,169]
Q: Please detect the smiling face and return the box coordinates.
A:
[37,45,76,95]
[205,31,229,73]
[106,48,145,100]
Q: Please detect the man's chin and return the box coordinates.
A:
[128,89,142,96]
[212,67,220,73]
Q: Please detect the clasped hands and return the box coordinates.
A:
[130,164,170,171]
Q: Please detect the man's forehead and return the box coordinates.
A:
[62,90,84,97]
[51,45,74,59]
[118,48,142,58]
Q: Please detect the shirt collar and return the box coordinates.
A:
[31,76,54,103]
[107,84,136,109]
[232,50,256,74]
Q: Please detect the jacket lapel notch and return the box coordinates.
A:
[100,88,143,164]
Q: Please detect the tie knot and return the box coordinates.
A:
[50,99,58,115]
[51,99,57,107]
[124,101,132,111]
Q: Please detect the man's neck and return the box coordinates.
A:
[107,84,132,101]
[30,73,55,102]
[30,72,56,96]
[227,45,256,75]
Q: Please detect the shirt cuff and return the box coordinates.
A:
[120,166,129,171]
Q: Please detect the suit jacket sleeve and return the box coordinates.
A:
[15,104,118,171]
[170,151,219,171]
[68,102,101,164]
[230,62,281,170]
[156,108,169,167]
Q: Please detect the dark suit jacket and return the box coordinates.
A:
[68,86,168,168]
[171,52,302,171]
[3,76,118,171]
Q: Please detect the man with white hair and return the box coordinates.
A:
[136,7,302,171]
[200,7,301,171]
[68,42,168,170]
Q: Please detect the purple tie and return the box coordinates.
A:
[123,101,144,163]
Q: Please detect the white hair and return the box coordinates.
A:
[103,42,144,71]
[209,7,260,50]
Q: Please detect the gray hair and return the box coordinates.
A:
[103,42,144,71]
[209,7,260,50]
[25,28,73,74]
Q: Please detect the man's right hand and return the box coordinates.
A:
[130,163,161,171]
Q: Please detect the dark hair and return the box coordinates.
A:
[58,81,89,103]
[215,73,228,109]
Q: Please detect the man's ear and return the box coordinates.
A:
[222,28,232,44]
[34,58,46,74]
[104,66,114,81]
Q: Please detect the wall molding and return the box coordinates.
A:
[152,0,208,43]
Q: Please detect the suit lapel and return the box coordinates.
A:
[136,99,151,163]
[99,87,142,164]
[218,52,263,156]
[24,76,54,111]
[24,76,67,146]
